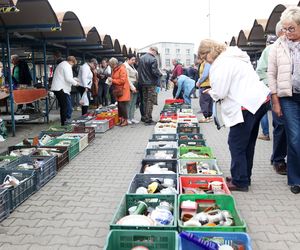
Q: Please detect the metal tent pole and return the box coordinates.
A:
[6,32,16,136]
[31,48,36,84]
[43,41,49,123]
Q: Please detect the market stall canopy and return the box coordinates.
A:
[265,4,286,34]
[113,39,121,54]
[247,21,266,47]
[0,0,59,32]
[229,36,236,46]
[101,34,113,49]
[122,44,127,57]
[0,0,19,13]
[69,26,102,50]
[237,30,249,47]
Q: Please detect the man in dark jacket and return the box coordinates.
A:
[138,46,162,125]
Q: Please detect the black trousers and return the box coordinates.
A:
[118,101,128,119]
[98,82,109,106]
[53,89,67,126]
[77,86,88,115]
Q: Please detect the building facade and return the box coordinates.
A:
[138,42,195,70]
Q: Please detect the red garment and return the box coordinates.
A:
[171,64,183,79]
[112,64,130,102]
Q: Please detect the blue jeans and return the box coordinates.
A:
[228,102,269,187]
[260,113,269,136]
[65,94,72,120]
[280,97,300,185]
[183,88,194,105]
[128,92,138,120]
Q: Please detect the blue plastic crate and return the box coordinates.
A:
[179,231,252,250]
[0,188,10,222]
[5,155,57,190]
[0,170,36,211]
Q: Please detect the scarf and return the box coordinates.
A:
[287,39,300,93]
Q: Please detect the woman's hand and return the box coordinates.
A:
[271,94,283,117]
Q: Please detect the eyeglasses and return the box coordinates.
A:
[281,26,296,33]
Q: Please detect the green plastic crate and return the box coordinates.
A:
[104,230,178,250]
[0,156,19,168]
[179,146,214,159]
[45,138,79,160]
[46,125,73,133]
[178,194,246,232]
[110,194,177,230]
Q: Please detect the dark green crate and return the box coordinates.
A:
[178,133,204,140]
[104,230,178,250]
[0,170,36,211]
[141,159,178,174]
[179,146,214,159]
[46,125,73,133]
[0,188,10,222]
[110,194,177,230]
[145,148,178,160]
[178,194,246,232]
[178,139,206,147]
[0,156,19,168]
[45,138,79,160]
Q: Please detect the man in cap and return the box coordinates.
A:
[138,46,162,125]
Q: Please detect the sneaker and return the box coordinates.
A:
[127,120,132,124]
[131,119,140,124]
[258,134,270,141]
[291,185,300,194]
[199,117,211,123]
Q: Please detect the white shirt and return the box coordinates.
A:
[78,63,93,88]
[209,47,270,127]
[50,61,77,95]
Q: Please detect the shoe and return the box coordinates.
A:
[120,120,128,127]
[258,134,270,141]
[127,120,132,124]
[145,120,156,126]
[141,117,146,122]
[226,180,249,192]
[226,176,251,186]
[199,117,211,123]
[291,185,300,194]
[117,118,124,126]
[131,119,140,124]
[273,162,287,175]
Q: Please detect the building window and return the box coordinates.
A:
[186,59,191,66]
[186,49,190,55]
[165,59,170,67]
[176,49,180,54]
[165,48,170,55]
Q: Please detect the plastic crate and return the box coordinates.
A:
[146,141,178,149]
[177,123,200,134]
[160,115,178,121]
[46,125,73,132]
[177,117,198,124]
[110,194,177,230]
[178,133,204,140]
[145,148,178,160]
[178,194,246,232]
[178,139,206,147]
[179,176,230,194]
[178,115,197,119]
[71,115,93,124]
[0,170,36,211]
[179,231,252,250]
[165,99,184,104]
[149,134,178,142]
[0,188,10,222]
[85,119,109,133]
[128,174,178,194]
[155,124,177,134]
[141,159,178,174]
[34,146,69,172]
[96,112,119,125]
[1,146,37,157]
[45,138,79,160]
[5,155,56,190]
[59,133,88,152]
[38,131,64,139]
[95,117,115,128]
[178,133,206,147]
[178,159,222,176]
[0,156,19,169]
[72,126,96,143]
[179,146,214,159]
[104,230,178,250]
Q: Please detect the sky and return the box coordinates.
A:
[48,0,299,52]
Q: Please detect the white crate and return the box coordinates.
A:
[85,120,109,133]
[146,141,178,149]
[58,133,88,151]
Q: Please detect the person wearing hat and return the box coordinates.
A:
[138,46,162,125]
[256,22,287,176]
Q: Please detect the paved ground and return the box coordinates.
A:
[0,89,300,250]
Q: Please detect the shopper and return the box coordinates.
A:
[108,57,130,127]
[138,47,162,125]
[124,54,139,124]
[50,56,78,126]
[268,6,300,194]
[197,59,213,123]
[198,39,270,192]
[172,75,195,105]
[171,59,183,98]
[97,58,111,107]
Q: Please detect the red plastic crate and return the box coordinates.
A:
[95,117,115,129]
[178,115,197,119]
[165,99,184,104]
[179,176,231,195]
[160,115,178,121]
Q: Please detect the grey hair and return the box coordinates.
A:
[108,57,118,66]
[89,58,98,65]
[275,21,282,36]
[280,6,300,25]
[11,54,19,61]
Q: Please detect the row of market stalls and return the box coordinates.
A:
[0,0,135,136]
[230,1,300,61]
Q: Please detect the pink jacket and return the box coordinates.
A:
[268,37,293,97]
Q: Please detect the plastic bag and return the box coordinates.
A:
[0,119,7,141]
[79,91,89,106]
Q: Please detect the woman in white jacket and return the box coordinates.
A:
[198,39,270,192]
[268,6,300,194]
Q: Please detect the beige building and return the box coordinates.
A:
[138,42,194,70]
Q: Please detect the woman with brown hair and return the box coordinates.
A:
[107,57,130,127]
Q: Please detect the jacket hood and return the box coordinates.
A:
[220,46,250,63]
